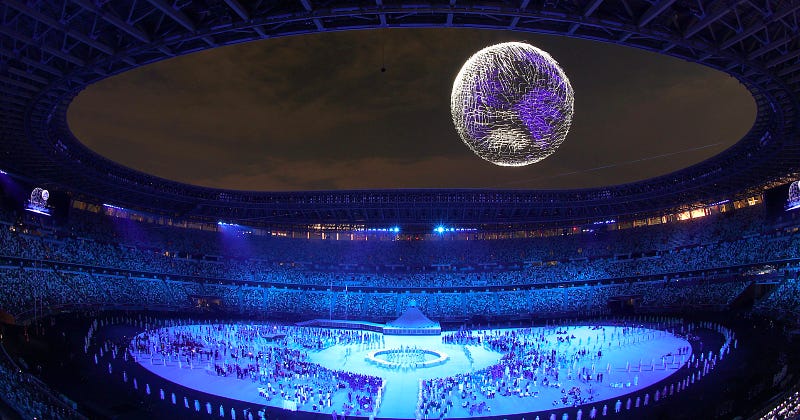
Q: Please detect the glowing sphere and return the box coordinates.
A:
[451,42,574,166]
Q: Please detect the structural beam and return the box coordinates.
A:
[71,0,151,43]
[509,0,531,28]
[0,47,63,76]
[767,49,800,68]
[568,0,604,34]
[721,3,800,50]
[747,35,793,60]
[222,0,267,37]
[146,0,196,31]
[5,66,48,84]
[5,0,115,55]
[684,0,746,38]
[638,0,676,27]
[299,0,324,31]
[0,26,86,67]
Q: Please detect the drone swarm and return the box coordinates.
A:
[451,42,574,166]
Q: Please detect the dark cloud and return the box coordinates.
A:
[67,29,755,191]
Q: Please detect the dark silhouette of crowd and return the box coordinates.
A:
[0,344,82,419]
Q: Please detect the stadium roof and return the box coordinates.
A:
[0,0,798,228]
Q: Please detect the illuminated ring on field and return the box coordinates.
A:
[366,348,449,369]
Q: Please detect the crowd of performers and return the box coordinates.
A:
[418,319,736,419]
[126,322,385,417]
[375,346,430,369]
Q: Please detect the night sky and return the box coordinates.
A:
[67,29,755,192]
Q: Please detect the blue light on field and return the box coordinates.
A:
[25,207,50,216]
[434,225,477,234]
[362,226,401,233]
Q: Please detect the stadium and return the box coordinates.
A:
[1,1,800,419]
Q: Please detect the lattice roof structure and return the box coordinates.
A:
[1,0,799,229]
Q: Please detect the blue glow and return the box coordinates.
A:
[103,203,125,210]
[0,169,6,175]
[434,226,477,233]
[360,226,402,233]
[516,88,561,145]
[24,207,51,216]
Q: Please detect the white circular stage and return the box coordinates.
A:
[366,348,449,369]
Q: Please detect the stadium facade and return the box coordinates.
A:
[3,3,800,419]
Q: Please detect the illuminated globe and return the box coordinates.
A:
[451,42,574,166]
